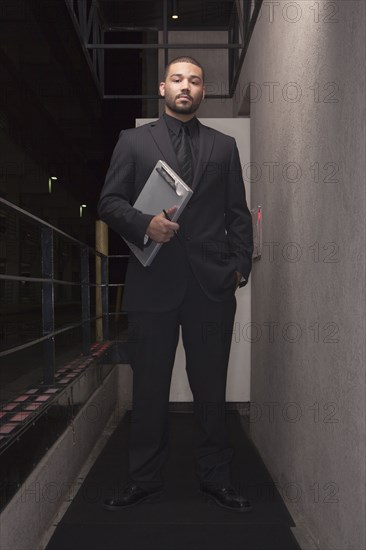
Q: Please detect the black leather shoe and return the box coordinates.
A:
[199,484,252,512]
[103,483,163,511]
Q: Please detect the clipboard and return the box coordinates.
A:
[123,160,193,266]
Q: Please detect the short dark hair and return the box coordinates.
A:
[164,56,205,83]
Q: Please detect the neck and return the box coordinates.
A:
[164,107,195,123]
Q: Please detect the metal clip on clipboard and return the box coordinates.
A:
[123,160,193,267]
[156,164,187,197]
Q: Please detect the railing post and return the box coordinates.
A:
[81,245,91,355]
[101,253,109,341]
[95,220,108,341]
[41,227,55,384]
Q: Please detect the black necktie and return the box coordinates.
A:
[174,124,193,187]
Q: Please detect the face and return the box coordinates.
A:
[159,62,205,120]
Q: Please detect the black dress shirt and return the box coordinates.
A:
[163,113,200,170]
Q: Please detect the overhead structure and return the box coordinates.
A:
[65,0,263,99]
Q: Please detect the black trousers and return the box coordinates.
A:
[127,268,237,490]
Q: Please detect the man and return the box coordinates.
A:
[98,56,253,512]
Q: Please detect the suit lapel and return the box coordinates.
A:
[192,121,215,191]
[148,118,181,175]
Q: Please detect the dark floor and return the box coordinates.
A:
[45,411,301,550]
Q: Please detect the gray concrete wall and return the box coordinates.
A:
[233,1,365,548]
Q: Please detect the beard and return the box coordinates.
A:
[164,90,203,115]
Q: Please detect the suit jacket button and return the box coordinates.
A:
[186,236,191,241]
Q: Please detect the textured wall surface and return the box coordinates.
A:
[233,1,365,548]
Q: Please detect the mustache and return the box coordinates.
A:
[176,93,193,100]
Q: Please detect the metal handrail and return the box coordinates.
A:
[0,316,106,358]
[0,197,110,385]
[0,198,100,251]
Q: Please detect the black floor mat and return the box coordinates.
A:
[45,411,301,550]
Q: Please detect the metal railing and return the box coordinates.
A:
[0,197,111,388]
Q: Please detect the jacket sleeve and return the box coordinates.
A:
[97,130,154,248]
[225,139,253,283]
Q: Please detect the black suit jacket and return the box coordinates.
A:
[98,117,253,312]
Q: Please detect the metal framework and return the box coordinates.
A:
[65,0,263,99]
[65,0,105,94]
[0,197,112,383]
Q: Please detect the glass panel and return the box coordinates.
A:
[55,325,84,370]
[0,280,42,352]
[0,341,43,404]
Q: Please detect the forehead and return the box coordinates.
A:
[166,62,203,80]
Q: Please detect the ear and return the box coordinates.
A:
[202,86,205,100]
[159,82,165,97]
